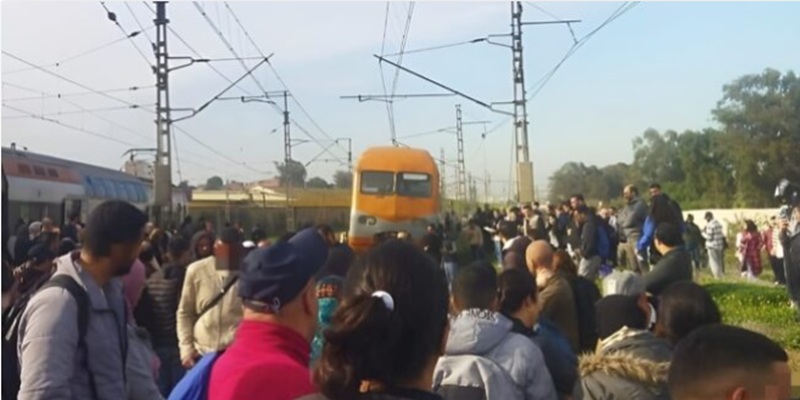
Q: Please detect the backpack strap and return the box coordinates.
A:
[42,275,99,400]
[196,273,239,321]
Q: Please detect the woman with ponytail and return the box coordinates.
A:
[303,239,450,400]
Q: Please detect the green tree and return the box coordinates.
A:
[274,160,307,187]
[306,177,331,189]
[333,170,353,189]
[205,176,224,190]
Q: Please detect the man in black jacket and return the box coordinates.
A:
[144,235,192,396]
[575,206,601,281]
[779,205,800,318]
[644,223,692,297]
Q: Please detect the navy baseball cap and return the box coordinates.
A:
[27,244,55,264]
[238,227,329,312]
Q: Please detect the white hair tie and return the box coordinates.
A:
[371,290,395,312]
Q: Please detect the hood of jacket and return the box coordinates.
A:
[445,309,513,356]
[579,351,669,388]
[190,231,214,260]
[600,327,673,363]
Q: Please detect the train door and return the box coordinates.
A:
[61,196,87,226]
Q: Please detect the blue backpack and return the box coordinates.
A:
[167,351,224,400]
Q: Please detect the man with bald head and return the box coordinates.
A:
[526,240,580,351]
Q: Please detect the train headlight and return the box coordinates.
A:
[358,216,377,226]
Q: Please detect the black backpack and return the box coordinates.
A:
[2,274,95,400]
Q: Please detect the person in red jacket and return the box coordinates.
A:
[208,227,330,400]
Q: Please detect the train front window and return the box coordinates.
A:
[360,171,394,195]
[397,172,431,198]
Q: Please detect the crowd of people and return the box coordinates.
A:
[0,192,798,400]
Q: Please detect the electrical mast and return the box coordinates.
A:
[153,1,172,225]
[455,104,467,204]
[511,1,534,203]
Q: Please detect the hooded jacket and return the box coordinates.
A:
[17,253,128,400]
[435,310,557,400]
[579,327,672,400]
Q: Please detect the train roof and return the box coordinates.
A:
[356,146,437,170]
[2,146,142,183]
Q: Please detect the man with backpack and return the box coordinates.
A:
[434,262,556,400]
[12,200,148,400]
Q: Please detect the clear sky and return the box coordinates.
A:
[2,1,799,199]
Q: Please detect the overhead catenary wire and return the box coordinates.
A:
[2,103,143,147]
[480,1,640,140]
[1,51,157,113]
[222,2,348,156]
[125,2,155,46]
[2,84,154,102]
[1,31,151,76]
[2,104,155,119]
[99,2,154,70]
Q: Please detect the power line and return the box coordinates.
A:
[171,124,272,175]
[125,2,155,47]
[1,32,149,76]
[482,1,640,139]
[222,2,347,156]
[2,104,155,119]
[524,2,564,22]
[99,1,154,70]
[1,51,157,113]
[383,37,487,58]
[379,2,397,143]
[2,103,143,147]
[2,84,154,102]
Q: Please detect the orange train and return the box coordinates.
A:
[348,146,441,253]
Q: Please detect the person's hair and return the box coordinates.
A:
[595,295,647,339]
[649,183,662,190]
[219,227,244,244]
[38,231,59,247]
[575,205,590,216]
[69,211,81,222]
[498,220,518,239]
[744,219,758,233]
[57,238,77,256]
[655,222,684,247]
[453,261,498,311]
[650,194,678,225]
[687,213,694,221]
[138,241,156,264]
[317,224,335,238]
[657,282,721,345]
[668,324,789,399]
[251,227,267,243]
[627,185,639,196]
[168,235,191,260]
[498,267,536,316]
[503,251,526,271]
[314,240,449,399]
[553,250,578,278]
[83,201,148,257]
[705,211,714,220]
[570,194,585,202]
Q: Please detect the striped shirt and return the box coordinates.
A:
[703,219,725,250]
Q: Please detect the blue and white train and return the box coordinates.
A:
[1,146,188,230]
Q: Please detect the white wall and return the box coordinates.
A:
[684,208,782,233]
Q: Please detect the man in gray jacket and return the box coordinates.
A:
[435,262,556,400]
[17,200,148,400]
[617,185,649,273]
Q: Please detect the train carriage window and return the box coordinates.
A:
[18,164,32,175]
[360,171,394,195]
[396,172,431,198]
[114,181,128,201]
[32,166,46,177]
[47,168,59,178]
[84,176,98,197]
[98,178,116,198]
[135,185,148,203]
[123,183,138,202]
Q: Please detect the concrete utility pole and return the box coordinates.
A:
[439,147,446,200]
[153,1,172,225]
[511,1,534,204]
[455,104,467,204]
